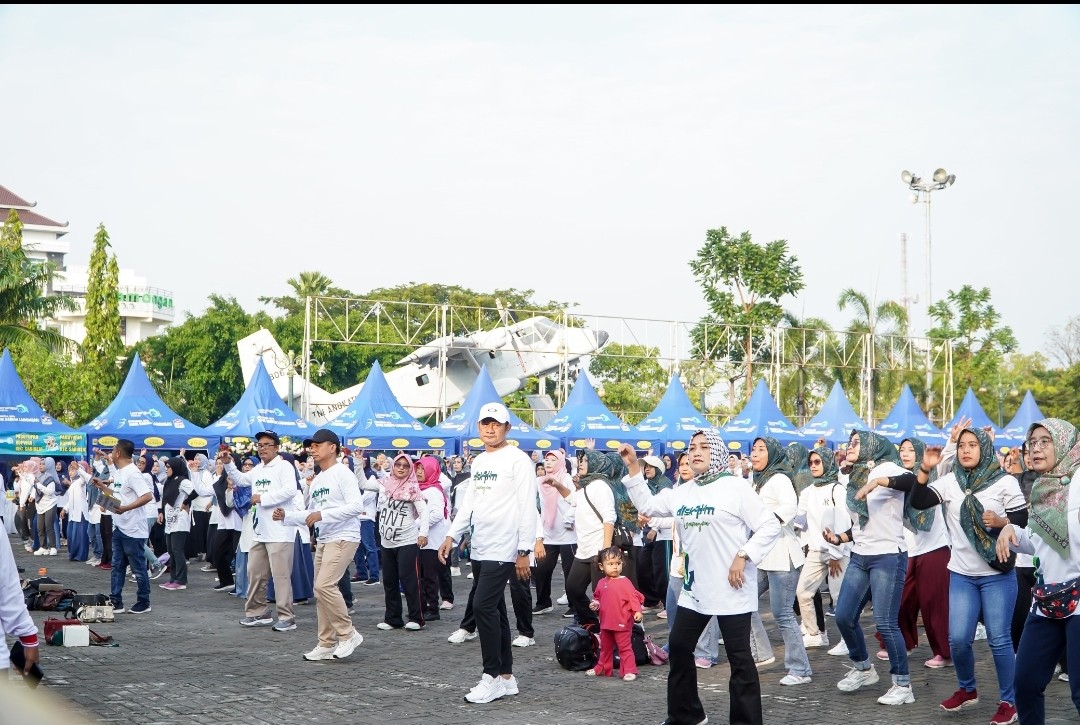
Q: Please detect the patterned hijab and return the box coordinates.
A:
[385,452,421,502]
[578,450,639,535]
[900,437,936,532]
[785,442,815,493]
[846,430,900,527]
[954,428,1010,566]
[752,437,791,493]
[1028,419,1080,559]
[691,429,728,486]
[810,446,839,486]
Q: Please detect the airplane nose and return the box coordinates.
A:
[595,330,609,349]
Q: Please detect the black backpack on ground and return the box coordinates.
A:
[612,623,651,667]
[554,624,599,671]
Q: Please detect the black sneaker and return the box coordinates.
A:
[213,583,235,592]
[561,608,575,618]
[364,578,379,586]
[533,604,554,615]
[129,602,151,614]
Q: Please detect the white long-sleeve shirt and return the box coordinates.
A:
[568,479,616,559]
[624,471,781,616]
[445,444,537,564]
[361,479,430,548]
[1011,478,1080,617]
[420,485,449,551]
[283,463,363,543]
[0,532,37,667]
[224,456,302,544]
[538,472,576,546]
[796,481,850,560]
[755,473,805,572]
[30,479,57,513]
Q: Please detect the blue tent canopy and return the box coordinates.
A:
[326,360,448,451]
[874,384,946,444]
[999,391,1046,447]
[432,365,558,453]
[943,387,1000,438]
[720,379,805,451]
[635,374,718,451]
[80,352,218,451]
[0,348,85,456]
[206,358,318,442]
[543,371,656,451]
[798,380,870,446]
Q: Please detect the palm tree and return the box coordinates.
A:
[836,288,909,425]
[0,209,76,353]
[259,270,334,315]
[777,312,834,425]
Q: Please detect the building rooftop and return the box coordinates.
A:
[0,183,69,232]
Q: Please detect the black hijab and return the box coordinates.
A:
[161,456,190,509]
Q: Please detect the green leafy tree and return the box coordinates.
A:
[689,227,804,402]
[588,343,669,423]
[777,312,834,425]
[0,209,76,352]
[836,289,909,424]
[80,223,124,414]
[928,285,1018,409]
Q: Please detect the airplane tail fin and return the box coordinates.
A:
[236,328,333,399]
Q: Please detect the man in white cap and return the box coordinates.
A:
[439,402,537,704]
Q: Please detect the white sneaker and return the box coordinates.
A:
[511,635,535,648]
[974,623,987,641]
[780,674,812,686]
[464,673,506,703]
[467,572,473,579]
[837,664,879,692]
[828,640,850,656]
[450,566,461,577]
[376,622,395,631]
[48,548,58,555]
[803,633,828,648]
[557,593,569,605]
[502,674,519,695]
[440,600,454,610]
[333,631,364,659]
[404,622,422,631]
[24,543,32,553]
[303,645,337,661]
[755,656,776,668]
[448,628,478,644]
[34,549,45,556]
[877,684,915,705]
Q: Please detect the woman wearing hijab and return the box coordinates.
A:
[785,443,815,494]
[361,452,430,630]
[998,418,1080,722]
[620,431,781,725]
[32,458,60,555]
[210,454,244,593]
[747,437,812,684]
[416,455,450,620]
[794,445,850,651]
[185,453,213,562]
[159,456,194,590]
[65,460,90,562]
[864,427,1026,722]
[532,449,575,615]
[824,430,914,706]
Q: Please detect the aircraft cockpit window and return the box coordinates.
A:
[518,329,541,347]
[532,318,558,343]
[416,374,430,386]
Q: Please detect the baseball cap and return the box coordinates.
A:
[641,455,666,474]
[254,430,280,445]
[477,402,510,425]
[302,429,341,447]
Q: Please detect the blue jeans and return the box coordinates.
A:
[949,570,1016,703]
[835,551,909,685]
[753,568,812,676]
[88,523,103,559]
[353,520,380,580]
[110,528,150,608]
[233,550,248,598]
[666,574,718,661]
[1015,611,1080,723]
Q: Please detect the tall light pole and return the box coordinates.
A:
[901,167,955,408]
[260,348,324,414]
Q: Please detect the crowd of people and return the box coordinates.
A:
[3,409,1080,725]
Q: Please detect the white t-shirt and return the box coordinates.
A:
[420,485,449,550]
[570,479,616,559]
[538,473,576,547]
[284,463,363,543]
[162,480,194,534]
[111,463,152,538]
[624,471,781,616]
[930,471,1026,576]
[905,509,951,557]
[365,480,429,548]
[850,462,909,556]
[445,445,537,564]
[797,482,850,559]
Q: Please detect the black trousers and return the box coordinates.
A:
[460,559,533,637]
[381,544,422,627]
[473,559,515,678]
[566,556,601,628]
[668,608,761,725]
[532,543,575,609]
[648,539,671,606]
[186,511,210,558]
[438,557,455,604]
[211,528,241,587]
[338,565,353,608]
[101,516,113,561]
[419,548,443,618]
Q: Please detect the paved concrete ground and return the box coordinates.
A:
[7,536,1078,724]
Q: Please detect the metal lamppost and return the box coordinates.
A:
[979,379,1019,428]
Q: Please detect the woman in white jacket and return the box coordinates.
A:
[31,459,59,556]
[65,460,90,561]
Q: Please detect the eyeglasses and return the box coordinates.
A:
[1027,437,1053,451]
[256,442,277,449]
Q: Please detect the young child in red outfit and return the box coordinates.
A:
[587,546,645,681]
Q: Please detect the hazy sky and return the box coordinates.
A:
[3,5,1078,364]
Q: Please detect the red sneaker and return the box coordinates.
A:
[940,688,978,712]
[989,701,1018,725]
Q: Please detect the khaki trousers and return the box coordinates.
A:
[795,549,847,637]
[314,540,360,647]
[246,541,296,621]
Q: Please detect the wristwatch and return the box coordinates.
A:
[517,549,531,557]
[736,549,750,561]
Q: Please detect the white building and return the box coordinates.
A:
[0,183,174,346]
